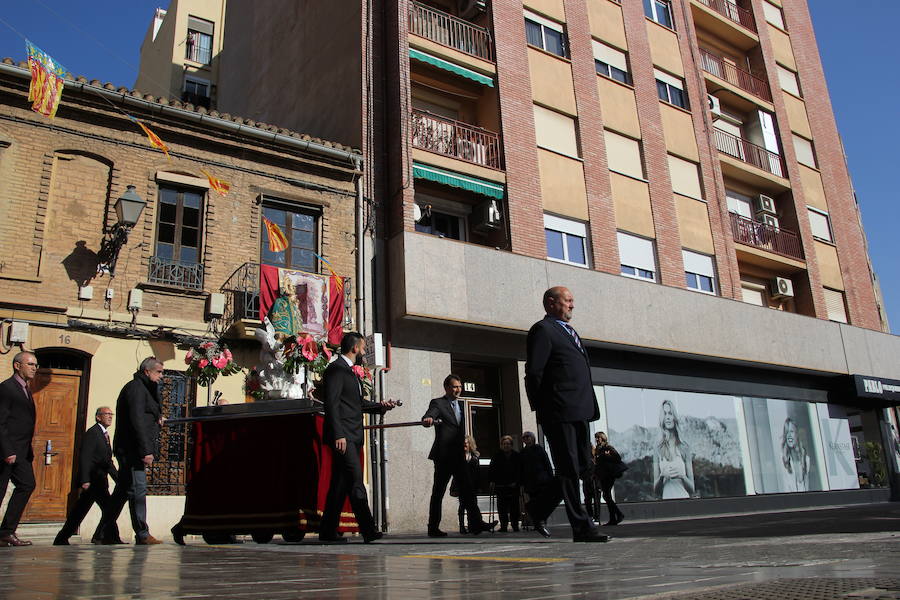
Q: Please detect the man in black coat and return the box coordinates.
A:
[421,374,497,537]
[54,406,121,545]
[319,332,396,543]
[97,357,164,545]
[0,351,38,547]
[525,286,608,543]
[519,430,560,536]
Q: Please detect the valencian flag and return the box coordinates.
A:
[262,217,289,252]
[26,41,69,119]
[313,253,343,292]
[200,169,230,196]
[127,115,170,159]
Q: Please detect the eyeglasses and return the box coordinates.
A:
[98,412,114,416]
[20,362,38,367]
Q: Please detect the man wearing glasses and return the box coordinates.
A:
[54,407,121,545]
[0,351,39,547]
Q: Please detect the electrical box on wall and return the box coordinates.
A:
[207,293,225,317]
[128,289,143,310]
[78,286,94,300]
[9,321,29,344]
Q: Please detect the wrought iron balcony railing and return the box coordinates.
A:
[148,256,205,290]
[409,1,494,62]
[221,262,261,323]
[700,48,771,101]
[713,128,784,178]
[729,213,803,260]
[411,109,502,169]
[695,0,756,32]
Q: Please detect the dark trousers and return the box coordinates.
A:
[583,478,596,518]
[320,441,376,537]
[496,486,520,529]
[599,478,623,523]
[99,454,149,541]
[540,420,595,534]
[0,458,35,536]
[429,459,483,529]
[57,482,119,541]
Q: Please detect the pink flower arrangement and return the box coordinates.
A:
[184,340,241,387]
[352,365,375,397]
[281,333,335,377]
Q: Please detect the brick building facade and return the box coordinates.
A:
[0,57,362,537]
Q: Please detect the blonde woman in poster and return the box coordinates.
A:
[653,399,695,499]
[780,417,810,492]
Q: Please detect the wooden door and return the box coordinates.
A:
[22,368,81,522]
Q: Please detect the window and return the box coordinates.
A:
[777,65,801,97]
[741,282,766,306]
[644,0,674,29]
[683,250,716,294]
[525,11,568,58]
[534,104,579,157]
[415,209,465,240]
[186,16,214,64]
[793,134,817,168]
[146,371,196,495]
[592,41,630,85]
[617,232,657,281]
[823,288,848,323]
[762,1,785,29]
[668,155,703,199]
[261,202,319,272]
[655,69,688,109]
[604,130,644,179]
[545,214,588,266]
[726,190,753,219]
[183,77,210,109]
[155,184,203,265]
[807,207,833,242]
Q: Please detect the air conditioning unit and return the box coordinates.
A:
[754,194,776,215]
[771,276,794,299]
[760,213,780,229]
[473,199,502,232]
[707,94,722,117]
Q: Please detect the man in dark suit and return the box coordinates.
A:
[525,286,609,543]
[421,374,497,537]
[54,406,121,545]
[97,357,164,545]
[0,351,38,547]
[319,332,396,543]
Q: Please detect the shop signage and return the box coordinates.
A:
[851,375,900,403]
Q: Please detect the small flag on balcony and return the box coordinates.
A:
[200,169,230,196]
[313,253,343,292]
[262,217,289,252]
[128,115,170,159]
[26,40,69,119]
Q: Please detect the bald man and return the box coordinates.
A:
[0,351,38,546]
[524,287,608,543]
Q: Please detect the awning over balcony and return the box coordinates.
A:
[412,162,504,199]
[409,48,494,87]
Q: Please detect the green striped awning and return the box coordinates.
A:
[412,162,504,199]
[408,48,494,87]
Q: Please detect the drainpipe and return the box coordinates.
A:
[354,156,367,335]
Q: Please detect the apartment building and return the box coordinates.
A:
[216,0,900,530]
[0,57,361,538]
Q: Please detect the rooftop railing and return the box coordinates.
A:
[409,1,494,62]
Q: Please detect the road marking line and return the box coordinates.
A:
[401,554,567,563]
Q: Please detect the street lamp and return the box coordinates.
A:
[97,185,147,277]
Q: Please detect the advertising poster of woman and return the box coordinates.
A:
[605,387,747,502]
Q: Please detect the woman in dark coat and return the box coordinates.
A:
[451,435,481,534]
[489,435,521,532]
[593,431,625,526]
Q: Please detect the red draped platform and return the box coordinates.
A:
[171,406,359,544]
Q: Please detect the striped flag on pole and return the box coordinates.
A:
[262,217,289,252]
[128,115,170,159]
[200,169,231,196]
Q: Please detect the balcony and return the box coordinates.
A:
[700,48,770,101]
[695,0,756,32]
[411,109,502,170]
[409,2,493,63]
[714,128,784,178]
[181,91,211,109]
[730,213,803,261]
[148,256,204,290]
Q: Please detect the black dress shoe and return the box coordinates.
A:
[616,514,625,525]
[603,520,618,526]
[53,536,70,546]
[470,520,498,535]
[534,523,551,538]
[0,534,32,547]
[363,531,383,543]
[318,534,348,543]
[573,530,610,543]
[427,528,448,538]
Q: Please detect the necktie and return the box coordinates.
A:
[450,399,460,422]
[563,323,584,352]
[104,430,111,447]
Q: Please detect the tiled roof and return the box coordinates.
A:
[0,57,359,154]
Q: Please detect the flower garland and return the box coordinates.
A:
[184,341,241,387]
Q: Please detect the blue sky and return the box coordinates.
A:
[0,1,896,333]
